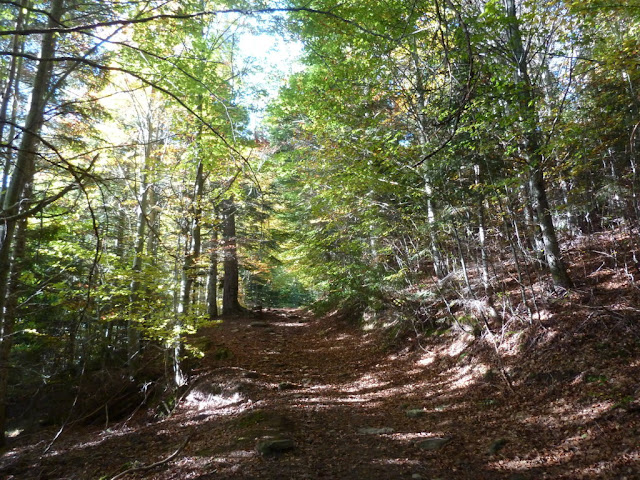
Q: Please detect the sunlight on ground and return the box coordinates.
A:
[416,352,437,367]
[272,322,308,328]
[523,399,614,428]
[387,431,448,442]
[491,399,632,476]
[575,449,640,477]
[443,364,486,390]
[334,333,355,341]
[444,335,473,357]
[294,394,380,407]
[341,373,391,393]
[487,456,545,472]
[415,363,488,397]
[54,426,138,453]
[373,458,421,466]
[176,452,251,476]
[497,330,525,357]
[530,308,552,322]
[208,450,255,462]
[489,445,640,477]
[184,390,244,412]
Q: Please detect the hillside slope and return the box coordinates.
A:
[1,235,640,479]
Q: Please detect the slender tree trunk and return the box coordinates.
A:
[409,37,446,278]
[145,187,159,263]
[180,160,205,315]
[0,0,29,206]
[474,164,491,294]
[503,0,571,289]
[222,198,242,315]
[207,225,219,320]
[115,207,127,258]
[128,119,155,366]
[522,181,545,262]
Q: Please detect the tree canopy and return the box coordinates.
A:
[1,0,640,447]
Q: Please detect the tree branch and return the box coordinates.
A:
[0,7,394,41]
[109,433,193,480]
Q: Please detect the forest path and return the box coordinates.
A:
[2,304,639,479]
[125,306,638,479]
[178,309,432,479]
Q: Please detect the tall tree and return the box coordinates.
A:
[502,0,572,288]
[0,0,65,447]
[222,197,243,315]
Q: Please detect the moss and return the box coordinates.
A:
[234,410,268,428]
[212,346,233,360]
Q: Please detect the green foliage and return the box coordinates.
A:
[5,0,640,436]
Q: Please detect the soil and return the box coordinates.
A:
[1,233,640,479]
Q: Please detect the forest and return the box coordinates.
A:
[1,0,639,478]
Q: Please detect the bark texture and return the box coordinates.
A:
[504,0,572,289]
[222,198,242,315]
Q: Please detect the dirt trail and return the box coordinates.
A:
[2,306,639,479]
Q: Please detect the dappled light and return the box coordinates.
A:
[2,0,640,478]
[183,390,245,413]
[3,299,640,478]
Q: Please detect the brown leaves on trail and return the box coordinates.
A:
[3,233,640,480]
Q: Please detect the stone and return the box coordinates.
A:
[256,438,295,456]
[416,436,452,450]
[357,427,394,435]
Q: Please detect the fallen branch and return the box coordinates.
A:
[109,433,193,480]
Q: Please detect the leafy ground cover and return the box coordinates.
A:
[1,234,639,479]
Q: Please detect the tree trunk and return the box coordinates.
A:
[207,226,219,320]
[128,116,155,366]
[529,169,572,287]
[180,160,205,316]
[503,0,572,289]
[222,198,242,315]
[145,187,159,263]
[0,0,29,206]
[0,0,64,308]
[0,194,30,447]
[474,164,491,294]
[0,0,64,447]
[409,36,446,278]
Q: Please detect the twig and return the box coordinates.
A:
[481,320,516,396]
[43,363,86,454]
[109,433,193,480]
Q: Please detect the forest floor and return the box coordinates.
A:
[2,234,640,479]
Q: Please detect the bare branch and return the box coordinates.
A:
[109,433,193,480]
[0,7,395,41]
